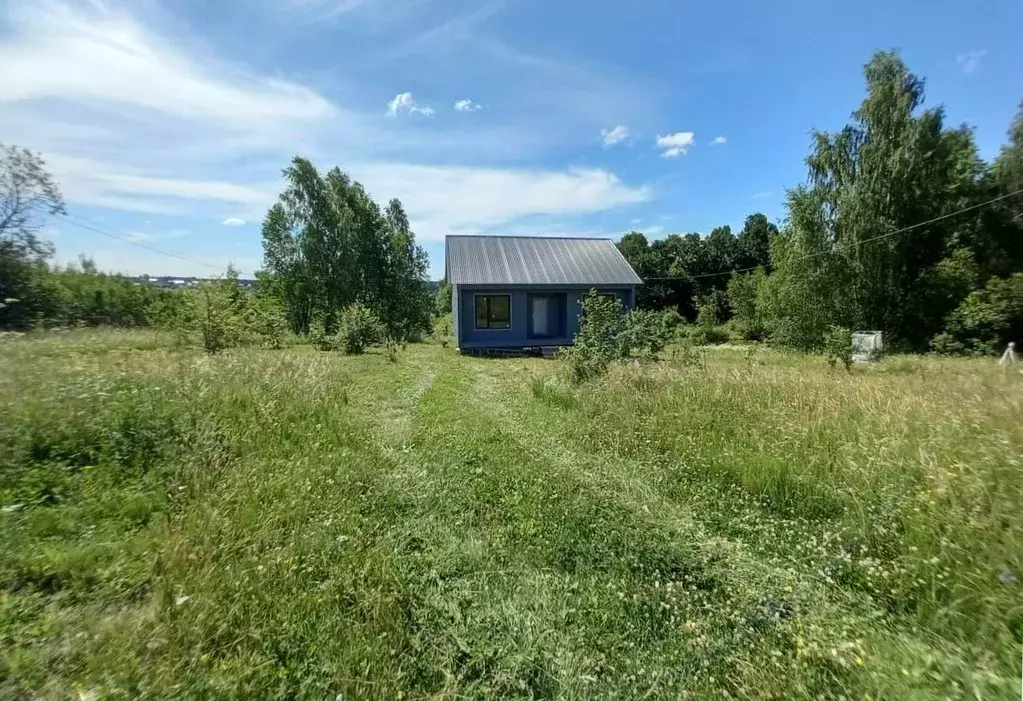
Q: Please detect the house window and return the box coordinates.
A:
[475,295,511,329]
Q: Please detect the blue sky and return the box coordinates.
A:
[3,0,1021,279]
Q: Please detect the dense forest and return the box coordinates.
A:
[2,51,1021,355]
[616,52,1023,353]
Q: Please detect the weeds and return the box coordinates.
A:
[0,330,1019,699]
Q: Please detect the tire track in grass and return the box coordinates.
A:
[471,359,1015,699]
[413,357,873,699]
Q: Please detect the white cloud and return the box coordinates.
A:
[0,2,336,126]
[387,92,434,116]
[752,191,772,199]
[656,132,695,158]
[710,135,726,146]
[956,49,986,74]
[221,217,246,226]
[4,1,655,276]
[601,125,629,147]
[42,154,276,218]
[352,164,651,241]
[454,98,482,112]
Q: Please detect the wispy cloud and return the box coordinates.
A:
[752,191,772,199]
[453,98,482,112]
[956,49,986,74]
[222,217,246,226]
[4,1,655,275]
[42,154,276,218]
[0,2,336,126]
[656,132,694,158]
[709,135,726,146]
[352,164,651,241]
[386,92,434,116]
[601,125,629,147]
[279,0,374,20]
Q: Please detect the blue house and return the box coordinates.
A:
[445,235,642,352]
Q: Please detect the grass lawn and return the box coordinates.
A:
[1,331,1021,699]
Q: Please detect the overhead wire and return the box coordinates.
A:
[641,188,1023,282]
[59,212,223,271]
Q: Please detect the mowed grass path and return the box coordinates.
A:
[1,332,1020,699]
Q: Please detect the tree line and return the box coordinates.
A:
[0,148,435,354]
[617,51,1023,354]
[3,50,1021,355]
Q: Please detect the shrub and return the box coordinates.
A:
[929,332,964,355]
[726,268,766,329]
[677,323,730,346]
[184,273,249,355]
[823,325,852,370]
[433,313,453,341]
[696,292,727,328]
[563,290,628,383]
[622,308,681,358]
[938,274,1023,355]
[702,326,731,345]
[724,318,768,342]
[250,296,290,349]
[338,303,383,355]
[670,334,704,367]
[308,317,334,351]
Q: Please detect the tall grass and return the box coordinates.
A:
[1,330,1019,699]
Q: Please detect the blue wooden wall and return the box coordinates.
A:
[455,286,636,350]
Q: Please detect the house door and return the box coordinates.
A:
[530,295,560,337]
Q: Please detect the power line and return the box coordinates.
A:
[642,188,1023,282]
[60,212,223,271]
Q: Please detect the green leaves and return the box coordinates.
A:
[563,291,629,383]
[259,158,432,342]
[761,51,1023,351]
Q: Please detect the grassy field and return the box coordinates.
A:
[1,330,1021,699]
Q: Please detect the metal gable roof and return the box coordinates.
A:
[445,235,642,286]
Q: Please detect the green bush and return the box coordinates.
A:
[703,326,731,345]
[724,318,768,342]
[250,295,290,349]
[669,333,705,367]
[696,290,728,328]
[183,273,250,354]
[823,325,852,370]
[622,308,681,358]
[677,323,730,346]
[726,268,766,330]
[433,312,453,340]
[929,332,965,356]
[563,290,628,383]
[308,317,333,351]
[936,273,1023,355]
[338,303,383,355]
